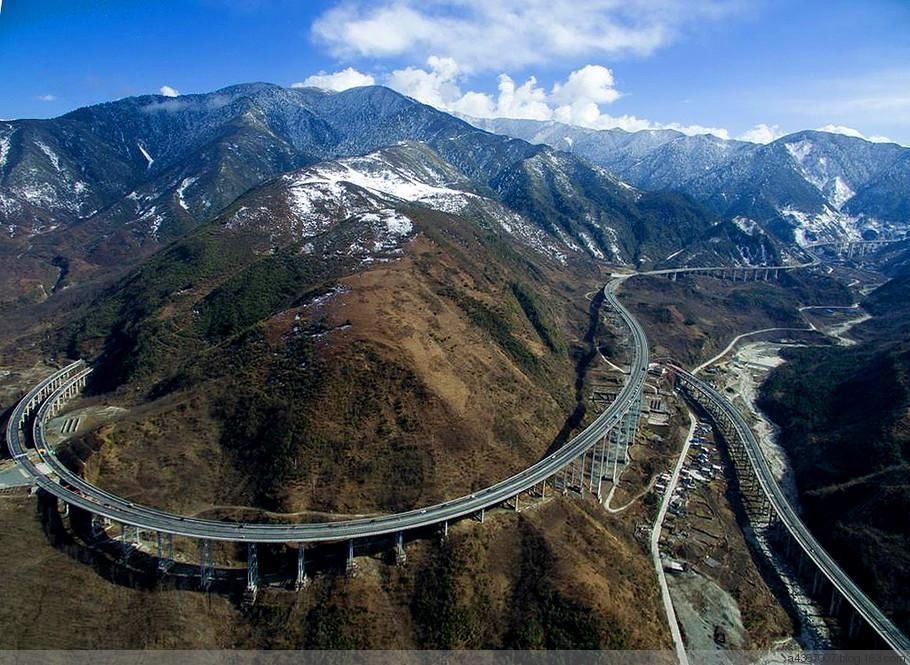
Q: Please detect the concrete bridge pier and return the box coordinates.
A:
[156,531,175,572]
[198,539,214,590]
[783,530,794,559]
[769,514,784,543]
[588,449,599,495]
[245,543,259,604]
[346,539,357,576]
[757,496,774,527]
[556,468,567,494]
[118,523,139,562]
[811,568,823,595]
[608,427,621,484]
[595,435,609,498]
[623,400,641,454]
[395,531,407,566]
[577,452,587,497]
[295,546,309,590]
[798,550,813,582]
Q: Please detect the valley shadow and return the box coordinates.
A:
[543,287,606,457]
[34,488,460,600]
[686,400,882,649]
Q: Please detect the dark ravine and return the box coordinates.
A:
[544,287,606,456]
[758,274,910,634]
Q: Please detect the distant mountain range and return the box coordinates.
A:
[465,117,910,246]
[0,83,776,306]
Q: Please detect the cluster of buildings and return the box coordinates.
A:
[659,421,725,560]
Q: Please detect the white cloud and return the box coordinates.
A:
[738,123,783,144]
[488,74,552,120]
[36,94,57,102]
[159,85,180,97]
[551,65,621,106]
[312,0,746,72]
[551,65,622,126]
[387,56,462,108]
[388,57,553,120]
[817,124,893,143]
[579,113,729,138]
[386,58,730,138]
[293,67,376,91]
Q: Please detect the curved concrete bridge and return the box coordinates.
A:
[7,277,647,591]
[7,273,910,656]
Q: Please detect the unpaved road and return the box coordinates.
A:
[652,408,696,665]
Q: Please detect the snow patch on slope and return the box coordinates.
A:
[296,153,470,208]
[176,177,198,211]
[0,130,14,170]
[732,216,759,236]
[784,138,857,210]
[270,148,568,263]
[830,176,855,209]
[349,210,414,253]
[578,231,605,260]
[127,205,166,240]
[137,143,155,168]
[784,139,812,164]
[779,205,861,246]
[35,140,62,171]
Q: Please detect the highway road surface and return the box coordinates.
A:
[6,276,648,544]
[8,271,909,657]
[673,365,910,655]
[632,259,818,279]
[651,409,696,665]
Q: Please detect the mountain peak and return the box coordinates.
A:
[464,114,910,244]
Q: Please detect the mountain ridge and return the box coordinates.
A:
[0,83,746,307]
[464,116,910,245]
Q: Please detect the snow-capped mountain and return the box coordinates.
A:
[223,142,570,264]
[466,117,910,246]
[0,83,748,306]
[0,83,540,244]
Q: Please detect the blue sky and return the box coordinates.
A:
[1,0,909,144]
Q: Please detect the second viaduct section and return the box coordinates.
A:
[6,270,909,656]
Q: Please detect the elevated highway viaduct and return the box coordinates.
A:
[805,238,906,259]
[7,271,910,657]
[8,277,648,595]
[672,365,910,655]
[633,259,819,283]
